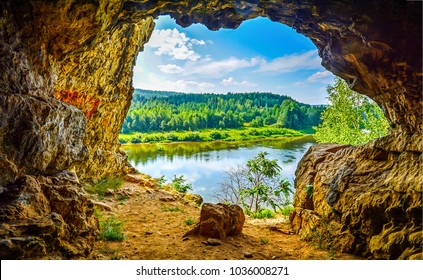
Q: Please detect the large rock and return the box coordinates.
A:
[0,173,98,259]
[291,131,422,259]
[186,203,245,240]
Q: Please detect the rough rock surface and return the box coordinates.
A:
[0,0,421,259]
[291,132,422,259]
[0,174,97,259]
[183,193,204,206]
[185,203,245,239]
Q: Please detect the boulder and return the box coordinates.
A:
[186,203,245,240]
[0,174,98,259]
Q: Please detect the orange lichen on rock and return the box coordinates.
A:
[54,89,100,118]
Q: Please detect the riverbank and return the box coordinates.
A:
[119,126,305,144]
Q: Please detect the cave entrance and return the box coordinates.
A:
[121,15,332,202]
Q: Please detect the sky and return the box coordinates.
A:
[133,16,335,105]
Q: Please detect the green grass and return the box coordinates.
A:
[119,126,304,144]
[260,238,269,245]
[161,206,183,213]
[85,177,123,197]
[184,218,195,226]
[249,209,275,219]
[278,205,294,216]
[99,216,125,241]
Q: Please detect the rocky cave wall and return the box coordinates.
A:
[0,0,421,259]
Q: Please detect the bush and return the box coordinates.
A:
[209,131,223,140]
[216,152,293,217]
[278,205,294,216]
[170,175,192,193]
[250,209,275,219]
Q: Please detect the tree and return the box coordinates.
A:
[314,78,390,145]
[215,152,292,215]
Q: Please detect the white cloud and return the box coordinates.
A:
[158,64,183,74]
[191,39,206,45]
[184,57,260,78]
[221,77,257,87]
[306,70,333,83]
[147,28,205,61]
[135,73,215,93]
[133,64,143,74]
[257,50,322,73]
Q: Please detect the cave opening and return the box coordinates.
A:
[122,15,334,201]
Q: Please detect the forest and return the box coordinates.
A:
[121,89,325,136]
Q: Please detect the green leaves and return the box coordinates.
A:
[218,152,292,215]
[314,78,390,145]
[170,175,193,194]
[121,91,324,135]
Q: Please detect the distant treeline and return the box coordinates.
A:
[121,89,325,134]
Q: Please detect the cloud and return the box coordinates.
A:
[184,57,260,78]
[257,50,322,73]
[306,70,333,83]
[221,77,257,87]
[133,64,143,74]
[147,28,205,61]
[158,64,183,74]
[135,73,215,93]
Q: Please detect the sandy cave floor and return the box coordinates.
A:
[90,175,361,260]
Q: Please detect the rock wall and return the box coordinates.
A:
[291,131,422,259]
[0,0,421,259]
[0,173,97,259]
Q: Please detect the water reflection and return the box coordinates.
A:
[122,135,315,203]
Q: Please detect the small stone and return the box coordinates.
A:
[244,252,253,258]
[202,238,221,246]
[159,196,176,202]
[182,237,190,241]
[145,231,153,235]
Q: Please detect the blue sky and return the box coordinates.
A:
[133,16,335,104]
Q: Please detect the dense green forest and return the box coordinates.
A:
[121,89,325,136]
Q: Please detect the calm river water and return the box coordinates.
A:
[122,135,315,203]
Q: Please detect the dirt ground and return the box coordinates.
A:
[90,175,360,260]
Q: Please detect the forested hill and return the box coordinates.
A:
[121,89,325,133]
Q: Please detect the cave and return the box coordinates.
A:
[0,0,421,259]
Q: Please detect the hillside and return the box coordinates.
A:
[122,89,325,135]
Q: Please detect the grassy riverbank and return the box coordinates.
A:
[119,126,304,144]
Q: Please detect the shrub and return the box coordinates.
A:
[279,205,294,216]
[170,175,192,194]
[250,209,275,219]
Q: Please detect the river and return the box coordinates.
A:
[122,135,315,203]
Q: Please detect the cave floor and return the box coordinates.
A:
[90,175,361,260]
